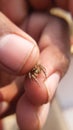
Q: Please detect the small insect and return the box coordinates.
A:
[27,64,47,86]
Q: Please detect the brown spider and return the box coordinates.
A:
[27,64,47,86]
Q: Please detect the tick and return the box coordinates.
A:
[27,64,47,86]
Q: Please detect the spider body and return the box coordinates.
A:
[28,64,47,86]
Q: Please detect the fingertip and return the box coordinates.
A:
[24,72,60,105]
[0,34,39,75]
[16,95,49,130]
[16,95,40,130]
[24,78,48,105]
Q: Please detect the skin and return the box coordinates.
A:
[0,0,73,130]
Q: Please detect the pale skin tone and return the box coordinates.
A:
[0,0,73,130]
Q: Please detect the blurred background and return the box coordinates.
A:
[1,8,73,130]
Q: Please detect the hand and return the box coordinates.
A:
[0,1,72,130]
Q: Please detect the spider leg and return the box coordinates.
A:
[27,64,47,87]
[40,65,47,79]
[31,74,41,87]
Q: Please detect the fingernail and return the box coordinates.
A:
[45,73,60,101]
[0,34,34,73]
[0,101,9,115]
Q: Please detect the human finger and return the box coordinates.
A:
[28,0,73,16]
[24,15,70,105]
[16,94,50,130]
[0,0,28,24]
[28,0,52,10]
[0,12,39,115]
[0,12,39,75]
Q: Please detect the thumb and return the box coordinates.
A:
[0,12,39,75]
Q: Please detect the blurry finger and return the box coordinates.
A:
[24,15,70,105]
[28,0,52,10]
[0,0,28,24]
[16,95,50,130]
